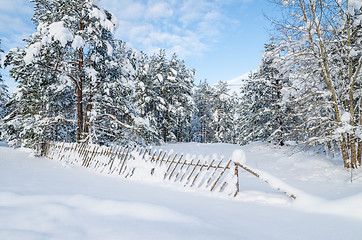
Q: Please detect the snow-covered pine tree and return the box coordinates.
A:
[93,40,149,145]
[141,49,170,143]
[4,0,145,146]
[210,81,234,143]
[236,72,268,145]
[0,41,9,119]
[3,46,75,147]
[192,80,214,143]
[0,41,10,139]
[270,0,362,168]
[133,50,195,144]
[154,50,177,143]
[133,50,161,144]
[236,42,294,146]
[167,53,195,143]
[257,42,294,145]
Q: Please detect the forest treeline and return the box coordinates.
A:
[1,0,362,168]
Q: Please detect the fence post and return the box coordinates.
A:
[234,163,239,197]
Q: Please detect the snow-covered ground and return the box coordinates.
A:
[1,141,362,240]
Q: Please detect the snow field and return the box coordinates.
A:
[1,142,362,239]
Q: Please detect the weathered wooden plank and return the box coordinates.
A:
[168,155,184,180]
[210,160,232,192]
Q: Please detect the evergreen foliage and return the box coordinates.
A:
[192,80,214,143]
[2,1,196,147]
[0,41,10,140]
[237,43,297,146]
[210,81,235,143]
[0,41,9,121]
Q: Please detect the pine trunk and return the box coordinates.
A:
[84,92,94,138]
[358,99,362,166]
[163,102,168,143]
[76,85,83,143]
[76,22,85,143]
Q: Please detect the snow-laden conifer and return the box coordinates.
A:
[210,81,235,143]
[192,80,214,143]
[4,0,147,146]
[0,41,10,140]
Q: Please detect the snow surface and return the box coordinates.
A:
[1,141,362,239]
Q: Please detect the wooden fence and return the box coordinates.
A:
[40,142,296,199]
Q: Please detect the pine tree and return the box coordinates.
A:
[236,72,269,145]
[0,41,9,118]
[3,47,75,147]
[27,0,118,143]
[133,50,161,144]
[167,54,195,143]
[4,0,147,146]
[94,40,148,145]
[139,49,170,143]
[210,81,234,143]
[133,50,195,144]
[236,42,294,146]
[0,41,10,139]
[192,80,214,143]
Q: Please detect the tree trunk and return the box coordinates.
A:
[358,99,362,166]
[203,104,207,143]
[76,22,85,143]
[83,94,93,139]
[76,84,83,143]
[341,134,350,168]
[275,78,284,146]
[163,102,168,143]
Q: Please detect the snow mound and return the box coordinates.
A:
[231,149,246,164]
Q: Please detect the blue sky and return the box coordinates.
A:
[0,0,276,92]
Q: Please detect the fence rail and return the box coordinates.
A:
[40,142,296,199]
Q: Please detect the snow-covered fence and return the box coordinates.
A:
[41,142,239,197]
[41,142,297,199]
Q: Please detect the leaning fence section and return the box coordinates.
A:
[41,142,297,199]
[42,142,239,197]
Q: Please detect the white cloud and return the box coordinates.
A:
[100,0,240,58]
[0,0,243,60]
[146,1,173,19]
[0,0,34,51]
[121,2,146,19]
